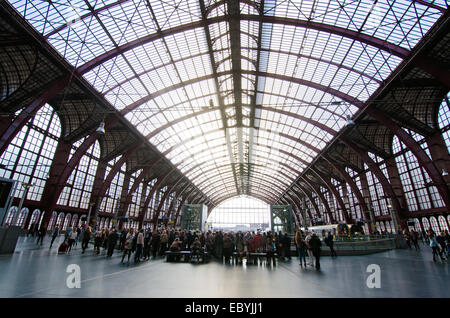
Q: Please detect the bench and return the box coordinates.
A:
[165,250,209,263]
[232,252,278,264]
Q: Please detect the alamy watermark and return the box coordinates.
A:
[366,264,381,289]
[66,264,81,289]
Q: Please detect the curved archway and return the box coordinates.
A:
[207,195,270,232]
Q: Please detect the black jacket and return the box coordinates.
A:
[309,235,322,252]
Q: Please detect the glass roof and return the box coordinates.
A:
[8,0,446,205]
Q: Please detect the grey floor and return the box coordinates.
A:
[0,236,449,298]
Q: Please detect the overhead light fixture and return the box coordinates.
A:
[442,168,448,176]
[96,121,105,134]
[346,114,355,127]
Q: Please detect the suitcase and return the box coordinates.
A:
[58,242,68,253]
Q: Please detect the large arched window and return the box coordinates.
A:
[438,92,450,153]
[127,169,144,218]
[207,195,270,232]
[57,138,100,209]
[0,104,61,201]
[100,156,125,215]
[393,134,444,211]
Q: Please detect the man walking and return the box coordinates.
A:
[49,225,59,248]
[325,232,337,257]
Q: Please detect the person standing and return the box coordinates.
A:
[119,229,128,250]
[304,232,314,267]
[325,232,337,257]
[309,232,322,270]
[67,227,78,254]
[94,230,103,254]
[265,236,276,266]
[160,230,168,256]
[82,226,91,253]
[107,229,119,257]
[49,225,59,248]
[411,230,420,251]
[36,226,46,246]
[134,229,144,263]
[222,234,233,263]
[445,230,450,258]
[282,233,291,260]
[436,232,447,261]
[121,228,135,264]
[75,226,81,246]
[430,232,445,262]
[151,231,161,259]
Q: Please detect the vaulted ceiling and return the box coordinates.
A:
[4,0,449,207]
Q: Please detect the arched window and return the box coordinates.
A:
[17,208,29,228]
[47,211,58,231]
[0,104,61,201]
[430,217,440,233]
[100,156,125,214]
[71,214,79,227]
[5,206,17,226]
[438,92,450,153]
[56,213,65,229]
[379,222,385,232]
[28,209,41,229]
[438,216,448,232]
[57,139,100,210]
[207,195,270,232]
[393,135,444,211]
[413,218,422,233]
[422,217,430,231]
[385,221,391,233]
[63,214,72,230]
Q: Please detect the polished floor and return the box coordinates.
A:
[0,236,449,298]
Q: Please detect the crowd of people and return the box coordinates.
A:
[405,229,450,262]
[25,222,450,267]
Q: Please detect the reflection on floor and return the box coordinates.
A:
[0,236,449,298]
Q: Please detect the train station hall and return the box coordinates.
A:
[0,0,450,300]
